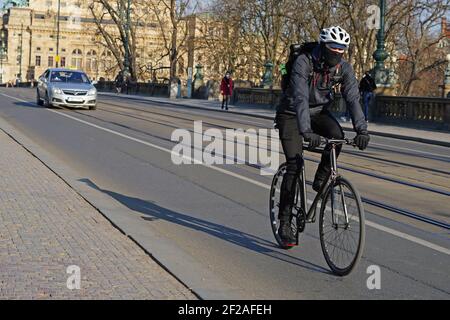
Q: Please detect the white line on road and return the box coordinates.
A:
[1,92,449,256]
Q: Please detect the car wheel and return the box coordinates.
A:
[89,105,97,110]
[44,91,52,108]
[36,90,43,106]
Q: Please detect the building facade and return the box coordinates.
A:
[0,0,173,83]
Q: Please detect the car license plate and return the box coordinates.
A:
[67,97,83,102]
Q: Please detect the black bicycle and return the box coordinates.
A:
[269,138,365,276]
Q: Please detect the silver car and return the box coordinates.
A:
[37,68,97,110]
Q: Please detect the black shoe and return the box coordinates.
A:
[278,220,297,247]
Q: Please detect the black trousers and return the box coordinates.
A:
[221,95,230,109]
[275,109,344,220]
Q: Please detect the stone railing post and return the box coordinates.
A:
[444,100,450,130]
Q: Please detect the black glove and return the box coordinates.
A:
[303,132,321,149]
[354,132,370,150]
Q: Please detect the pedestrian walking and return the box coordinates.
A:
[114,72,123,94]
[220,72,233,110]
[359,71,377,122]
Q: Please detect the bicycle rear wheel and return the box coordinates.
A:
[269,163,305,249]
[319,176,365,276]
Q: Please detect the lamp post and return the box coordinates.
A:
[123,0,131,79]
[443,54,450,98]
[0,47,4,84]
[0,30,5,84]
[56,0,61,67]
[18,23,23,81]
[371,0,396,94]
[261,61,274,88]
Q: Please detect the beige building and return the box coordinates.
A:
[0,1,262,86]
[0,0,172,83]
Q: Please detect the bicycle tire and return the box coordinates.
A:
[319,176,365,276]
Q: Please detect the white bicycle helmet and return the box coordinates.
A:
[319,26,350,49]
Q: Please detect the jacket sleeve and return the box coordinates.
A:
[290,54,312,134]
[341,62,368,133]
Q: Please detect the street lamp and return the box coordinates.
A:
[18,23,23,81]
[56,0,61,67]
[0,30,5,84]
[0,47,4,84]
[443,53,450,97]
[371,0,396,94]
[122,0,131,79]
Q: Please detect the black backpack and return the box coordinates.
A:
[280,41,343,93]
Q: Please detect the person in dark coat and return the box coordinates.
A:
[220,72,233,110]
[359,71,377,122]
[114,72,124,94]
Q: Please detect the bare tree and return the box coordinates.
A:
[88,0,140,80]
[391,0,449,95]
[146,0,198,81]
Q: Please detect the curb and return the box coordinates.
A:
[99,92,450,148]
[0,114,244,300]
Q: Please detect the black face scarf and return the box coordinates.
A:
[322,45,343,67]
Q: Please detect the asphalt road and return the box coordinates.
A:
[0,87,449,299]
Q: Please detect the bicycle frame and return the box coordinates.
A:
[298,140,350,226]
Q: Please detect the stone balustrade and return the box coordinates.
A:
[95,81,169,97]
[231,87,450,131]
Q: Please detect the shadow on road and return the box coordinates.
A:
[79,178,331,275]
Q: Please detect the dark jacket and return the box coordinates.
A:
[359,74,377,93]
[115,74,124,86]
[277,45,367,134]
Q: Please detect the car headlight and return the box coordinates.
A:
[87,88,97,95]
[52,87,63,94]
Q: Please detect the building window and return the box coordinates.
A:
[49,48,54,52]
[71,48,83,69]
[86,50,97,72]
[61,57,66,67]
[36,47,41,51]
[36,55,41,66]
[62,48,66,52]
[71,58,82,69]
[48,56,54,67]
[72,48,82,55]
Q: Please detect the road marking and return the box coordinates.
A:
[1,92,449,256]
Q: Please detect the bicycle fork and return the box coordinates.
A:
[330,144,350,229]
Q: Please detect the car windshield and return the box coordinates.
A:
[50,71,90,84]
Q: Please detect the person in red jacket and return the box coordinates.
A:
[220,72,233,110]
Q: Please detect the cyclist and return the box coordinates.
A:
[275,26,370,246]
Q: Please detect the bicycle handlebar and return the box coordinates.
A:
[302,137,356,150]
[321,137,356,147]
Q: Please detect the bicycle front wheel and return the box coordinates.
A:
[319,176,365,276]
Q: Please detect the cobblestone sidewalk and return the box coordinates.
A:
[0,129,196,300]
